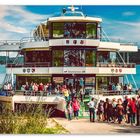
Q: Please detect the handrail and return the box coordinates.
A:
[96,62,136,68]
[0,89,138,97]
[6,62,51,67]
[0,40,20,46]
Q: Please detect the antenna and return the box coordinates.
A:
[68,5,79,12]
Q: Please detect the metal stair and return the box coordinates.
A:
[102,29,138,90]
[2,74,12,85]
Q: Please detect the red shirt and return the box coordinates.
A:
[38,85,44,91]
[130,100,137,113]
[72,100,80,111]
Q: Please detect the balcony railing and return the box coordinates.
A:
[0,40,20,46]
[96,62,136,68]
[6,62,136,68]
[0,89,138,97]
[6,62,51,67]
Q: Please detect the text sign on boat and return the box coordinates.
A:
[65,39,85,46]
[111,68,122,73]
[23,68,35,73]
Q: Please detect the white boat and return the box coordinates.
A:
[0,6,138,117]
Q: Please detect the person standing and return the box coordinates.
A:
[112,98,117,123]
[87,97,96,122]
[48,83,52,95]
[107,99,113,122]
[97,100,104,121]
[79,86,85,102]
[63,85,69,101]
[136,94,140,126]
[116,99,124,124]
[128,83,133,94]
[104,98,109,121]
[130,97,137,125]
[72,97,80,119]
[67,101,73,120]
[122,96,129,123]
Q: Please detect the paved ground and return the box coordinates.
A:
[54,118,140,134]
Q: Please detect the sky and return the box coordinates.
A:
[0,5,140,47]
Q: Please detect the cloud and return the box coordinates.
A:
[122,11,136,16]
[0,6,48,40]
[102,18,140,46]
[0,21,28,33]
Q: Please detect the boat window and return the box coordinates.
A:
[96,77,108,91]
[51,22,97,39]
[110,52,117,63]
[52,50,64,66]
[25,51,51,66]
[64,50,85,66]
[86,23,97,39]
[96,76,123,91]
[64,23,86,38]
[85,50,96,66]
[52,23,64,38]
[97,51,109,63]
[97,51,117,65]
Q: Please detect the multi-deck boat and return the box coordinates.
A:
[0,6,138,117]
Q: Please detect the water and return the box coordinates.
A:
[126,65,140,89]
[0,65,6,85]
[0,65,140,88]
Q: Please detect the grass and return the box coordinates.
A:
[0,103,68,134]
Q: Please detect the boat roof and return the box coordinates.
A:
[47,16,102,23]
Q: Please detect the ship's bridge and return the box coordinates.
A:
[32,8,102,45]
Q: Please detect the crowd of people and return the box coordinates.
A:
[2,82,14,96]
[66,94,140,127]
[20,81,85,99]
[107,83,133,94]
[96,96,140,125]
[2,81,140,126]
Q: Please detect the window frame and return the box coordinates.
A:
[50,22,98,39]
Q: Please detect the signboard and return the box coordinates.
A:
[63,70,86,74]
[23,68,35,73]
[111,68,122,73]
[65,39,85,46]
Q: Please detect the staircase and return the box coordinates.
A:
[2,74,12,85]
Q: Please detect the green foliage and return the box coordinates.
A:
[0,103,67,134]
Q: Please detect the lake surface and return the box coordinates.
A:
[0,65,140,88]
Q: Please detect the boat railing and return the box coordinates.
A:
[6,62,136,68]
[0,89,138,97]
[20,37,36,43]
[96,62,136,68]
[101,38,137,46]
[95,89,138,96]
[6,62,51,67]
[0,40,20,46]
